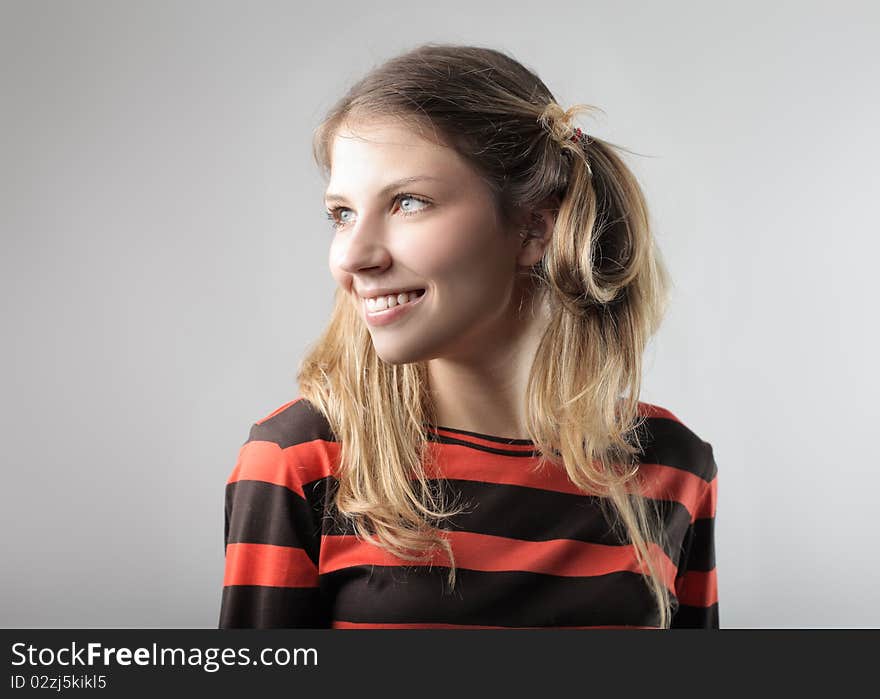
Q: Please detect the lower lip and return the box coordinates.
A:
[363,290,427,327]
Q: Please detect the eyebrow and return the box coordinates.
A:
[324,175,444,205]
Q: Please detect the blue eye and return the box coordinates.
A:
[324,193,431,231]
[398,194,429,215]
[324,208,355,229]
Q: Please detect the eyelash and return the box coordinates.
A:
[324,193,431,230]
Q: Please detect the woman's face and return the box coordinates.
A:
[325,119,540,365]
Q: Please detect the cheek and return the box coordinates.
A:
[416,208,504,278]
[419,226,511,306]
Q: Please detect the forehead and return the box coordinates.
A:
[327,119,461,181]
[334,116,445,151]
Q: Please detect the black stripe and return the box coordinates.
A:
[670,602,719,629]
[303,475,341,534]
[313,476,696,566]
[426,423,535,445]
[427,432,539,456]
[219,585,329,628]
[249,398,338,449]
[225,481,321,566]
[323,566,662,627]
[635,417,717,483]
[679,517,715,572]
[441,479,694,563]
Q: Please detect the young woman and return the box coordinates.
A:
[218,43,718,629]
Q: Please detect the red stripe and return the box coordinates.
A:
[232,417,709,519]
[230,440,714,523]
[423,446,709,519]
[421,442,610,495]
[637,402,681,423]
[320,530,678,590]
[637,463,716,521]
[227,440,334,496]
[676,568,718,607]
[256,397,303,425]
[223,542,319,588]
[696,477,717,521]
[332,621,658,629]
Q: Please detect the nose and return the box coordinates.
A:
[332,213,392,276]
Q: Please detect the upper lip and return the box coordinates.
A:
[357,286,426,299]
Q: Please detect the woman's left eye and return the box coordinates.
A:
[324,193,431,230]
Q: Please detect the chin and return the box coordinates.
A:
[371,341,427,366]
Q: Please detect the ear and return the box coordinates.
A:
[516,196,560,268]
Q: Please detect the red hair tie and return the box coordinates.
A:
[569,127,591,144]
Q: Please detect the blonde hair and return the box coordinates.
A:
[300,43,675,627]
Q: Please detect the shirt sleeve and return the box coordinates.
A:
[218,423,330,628]
[670,442,719,629]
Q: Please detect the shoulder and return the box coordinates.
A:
[635,401,717,484]
[246,396,338,449]
[228,397,337,491]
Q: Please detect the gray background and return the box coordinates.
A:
[2,0,877,628]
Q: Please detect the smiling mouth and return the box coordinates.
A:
[363,288,426,313]
[362,288,428,326]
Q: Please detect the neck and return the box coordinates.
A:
[427,284,550,440]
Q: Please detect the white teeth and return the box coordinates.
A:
[365,290,424,312]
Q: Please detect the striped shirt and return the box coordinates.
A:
[219,397,718,629]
